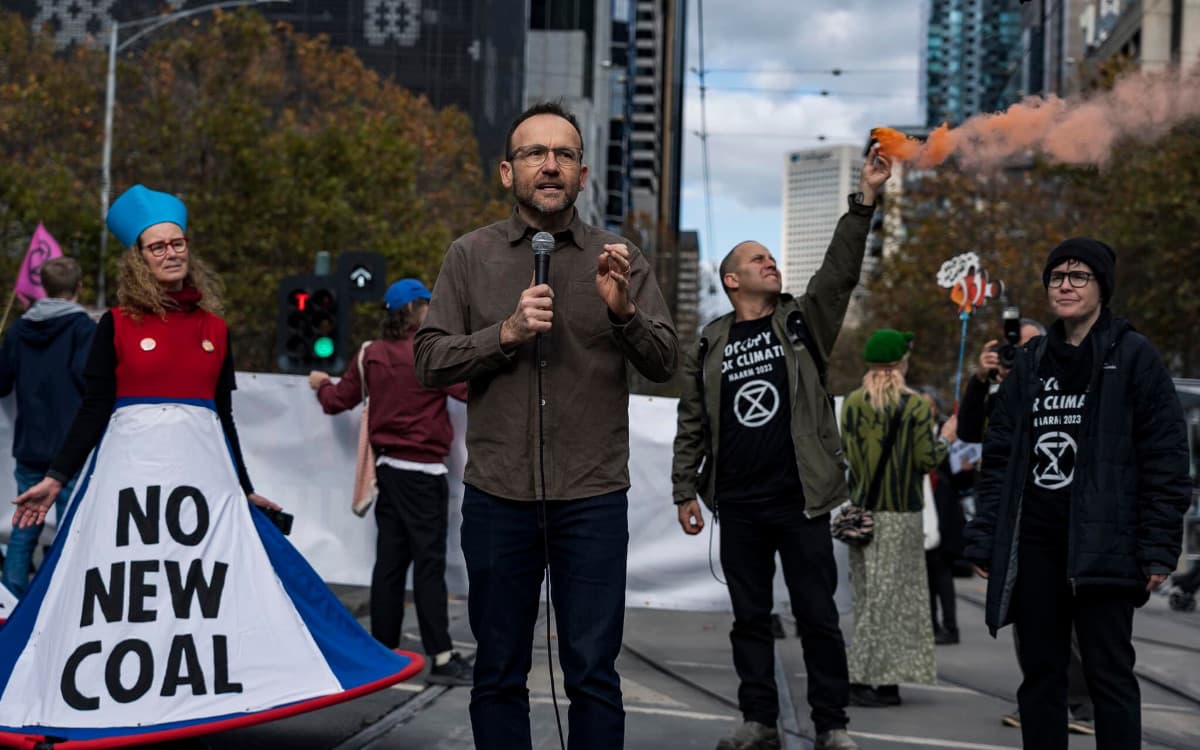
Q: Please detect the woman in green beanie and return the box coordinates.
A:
[840,329,950,707]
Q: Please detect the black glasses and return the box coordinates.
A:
[509,144,583,169]
[142,237,189,257]
[1048,270,1094,289]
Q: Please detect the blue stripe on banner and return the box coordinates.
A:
[210,402,412,689]
[247,506,413,686]
[114,397,216,410]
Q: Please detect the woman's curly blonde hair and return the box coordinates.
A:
[862,354,912,412]
[116,245,224,320]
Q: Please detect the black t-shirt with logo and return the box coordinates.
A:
[715,316,803,503]
[1023,353,1088,532]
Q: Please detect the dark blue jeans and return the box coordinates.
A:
[4,463,74,597]
[461,484,628,750]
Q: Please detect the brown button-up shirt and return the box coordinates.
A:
[414,209,679,501]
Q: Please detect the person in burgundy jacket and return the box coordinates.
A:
[309,278,470,686]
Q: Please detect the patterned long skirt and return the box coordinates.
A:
[847,510,936,685]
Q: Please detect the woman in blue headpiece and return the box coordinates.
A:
[0,186,420,749]
[13,189,276,520]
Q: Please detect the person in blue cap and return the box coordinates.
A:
[309,278,471,686]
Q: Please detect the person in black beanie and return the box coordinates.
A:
[963,237,1190,750]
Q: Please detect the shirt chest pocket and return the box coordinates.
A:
[565,280,613,347]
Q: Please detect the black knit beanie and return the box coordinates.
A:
[1042,237,1116,305]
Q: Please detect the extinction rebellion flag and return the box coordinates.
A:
[0,401,421,748]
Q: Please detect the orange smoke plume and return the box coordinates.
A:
[871,70,1200,170]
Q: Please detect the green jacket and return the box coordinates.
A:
[671,202,873,517]
[840,390,947,512]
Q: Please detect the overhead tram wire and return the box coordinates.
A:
[705,66,917,75]
[695,0,715,257]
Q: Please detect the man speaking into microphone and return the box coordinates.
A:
[414,101,678,750]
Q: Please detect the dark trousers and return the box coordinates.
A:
[718,499,850,734]
[926,549,957,631]
[1013,626,1094,720]
[1012,524,1139,750]
[461,484,628,750]
[370,466,452,655]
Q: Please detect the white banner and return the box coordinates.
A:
[0,374,851,614]
[0,403,342,727]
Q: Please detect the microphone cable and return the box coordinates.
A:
[535,332,567,750]
[708,506,726,586]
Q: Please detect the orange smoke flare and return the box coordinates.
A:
[867,69,1200,171]
[870,126,923,162]
[872,124,957,168]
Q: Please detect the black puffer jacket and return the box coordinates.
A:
[963,314,1191,634]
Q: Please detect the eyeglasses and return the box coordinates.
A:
[509,144,583,169]
[142,237,189,257]
[1048,270,1094,289]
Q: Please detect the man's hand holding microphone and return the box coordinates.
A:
[500,233,637,348]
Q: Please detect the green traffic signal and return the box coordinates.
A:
[313,336,335,358]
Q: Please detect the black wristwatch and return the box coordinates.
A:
[850,191,871,206]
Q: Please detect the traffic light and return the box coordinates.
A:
[275,274,347,374]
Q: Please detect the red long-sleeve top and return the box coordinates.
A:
[317,337,467,464]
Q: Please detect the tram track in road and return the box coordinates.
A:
[622,641,814,749]
[952,593,1200,750]
[934,669,1200,750]
[330,608,483,750]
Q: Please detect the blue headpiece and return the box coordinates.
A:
[106,185,188,248]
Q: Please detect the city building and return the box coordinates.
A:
[922,0,1024,126]
[1078,0,1200,85]
[9,0,527,169]
[1012,0,1091,98]
[605,1,635,233]
[674,229,699,345]
[524,0,617,228]
[780,144,863,296]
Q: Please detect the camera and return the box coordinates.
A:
[996,306,1021,369]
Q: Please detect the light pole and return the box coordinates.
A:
[97,0,290,308]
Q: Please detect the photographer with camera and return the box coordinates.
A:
[955,310,1044,445]
[963,238,1190,749]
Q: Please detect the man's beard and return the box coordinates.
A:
[512,172,580,217]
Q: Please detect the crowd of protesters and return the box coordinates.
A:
[0,101,1193,750]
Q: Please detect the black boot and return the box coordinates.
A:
[848,683,888,708]
[876,684,901,706]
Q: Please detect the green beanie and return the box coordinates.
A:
[864,329,914,363]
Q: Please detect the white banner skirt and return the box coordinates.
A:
[0,400,422,748]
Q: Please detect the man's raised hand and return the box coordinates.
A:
[596,244,636,321]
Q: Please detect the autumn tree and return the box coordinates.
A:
[0,9,508,369]
[841,114,1200,401]
[837,163,1089,399]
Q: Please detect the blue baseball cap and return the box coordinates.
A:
[384,278,432,310]
[106,185,188,248]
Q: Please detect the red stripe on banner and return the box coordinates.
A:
[0,650,425,749]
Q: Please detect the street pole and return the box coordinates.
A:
[98,21,117,309]
[94,1,290,310]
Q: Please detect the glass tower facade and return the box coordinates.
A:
[923,0,1023,127]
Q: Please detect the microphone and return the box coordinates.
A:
[532,231,555,286]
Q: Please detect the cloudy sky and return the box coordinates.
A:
[679,0,927,261]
